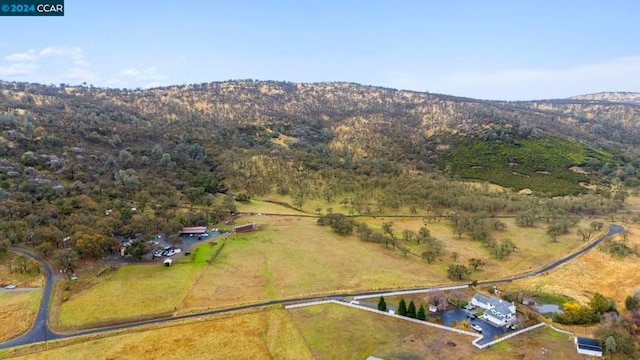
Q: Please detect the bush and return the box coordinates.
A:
[447,264,470,280]
[317,213,355,235]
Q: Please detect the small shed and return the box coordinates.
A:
[233,223,257,233]
[164,259,172,267]
[574,337,602,357]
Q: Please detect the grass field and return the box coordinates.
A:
[0,251,45,288]
[474,325,581,360]
[2,308,311,360]
[179,216,448,313]
[53,212,604,328]
[55,258,205,328]
[234,198,309,215]
[288,303,580,359]
[289,303,478,359]
[359,217,593,280]
[0,290,42,342]
[506,223,640,305]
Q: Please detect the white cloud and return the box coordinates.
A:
[39,46,90,67]
[62,67,97,82]
[0,63,37,76]
[108,66,169,88]
[0,46,95,84]
[4,49,37,61]
[388,55,640,100]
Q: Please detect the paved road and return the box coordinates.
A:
[479,224,624,285]
[0,224,624,350]
[1,247,57,349]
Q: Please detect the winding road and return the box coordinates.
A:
[0,224,624,350]
[2,247,57,349]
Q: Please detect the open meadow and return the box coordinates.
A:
[358,216,597,280]
[53,242,221,329]
[0,252,45,288]
[179,215,447,313]
[288,303,580,359]
[505,223,640,305]
[50,210,611,329]
[0,291,42,342]
[1,308,311,360]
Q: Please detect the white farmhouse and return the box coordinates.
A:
[470,293,516,327]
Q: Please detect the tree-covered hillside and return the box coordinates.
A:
[0,79,637,259]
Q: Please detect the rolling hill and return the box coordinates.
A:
[0,79,638,205]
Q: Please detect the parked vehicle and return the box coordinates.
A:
[471,324,483,332]
[4,284,16,289]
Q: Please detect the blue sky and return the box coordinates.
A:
[1,0,639,100]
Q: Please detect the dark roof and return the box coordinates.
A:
[576,337,602,351]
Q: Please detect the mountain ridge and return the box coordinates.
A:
[0,79,638,198]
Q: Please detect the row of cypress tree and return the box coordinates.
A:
[378,296,427,320]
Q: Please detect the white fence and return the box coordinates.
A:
[284,300,333,309]
[547,323,574,336]
[330,300,481,338]
[286,298,549,350]
[353,285,469,300]
[472,322,546,349]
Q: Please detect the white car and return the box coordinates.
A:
[4,284,16,289]
[173,249,181,254]
[470,324,483,332]
[166,250,176,256]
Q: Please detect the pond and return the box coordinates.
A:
[535,304,563,314]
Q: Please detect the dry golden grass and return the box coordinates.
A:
[234,199,308,215]
[474,325,581,360]
[2,308,311,360]
[269,132,297,148]
[506,223,639,305]
[289,303,479,359]
[56,261,203,328]
[290,303,581,360]
[0,252,45,288]
[180,216,448,313]
[0,291,42,342]
[360,217,592,280]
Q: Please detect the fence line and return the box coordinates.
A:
[547,323,574,336]
[353,285,469,300]
[331,300,480,338]
[286,298,551,350]
[472,322,546,349]
[284,300,333,309]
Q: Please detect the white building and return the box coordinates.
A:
[574,337,603,358]
[470,293,516,327]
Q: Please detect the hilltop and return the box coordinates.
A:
[571,91,640,105]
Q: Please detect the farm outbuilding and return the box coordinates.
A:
[180,226,207,235]
[233,223,257,233]
[574,337,602,357]
[164,259,172,266]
